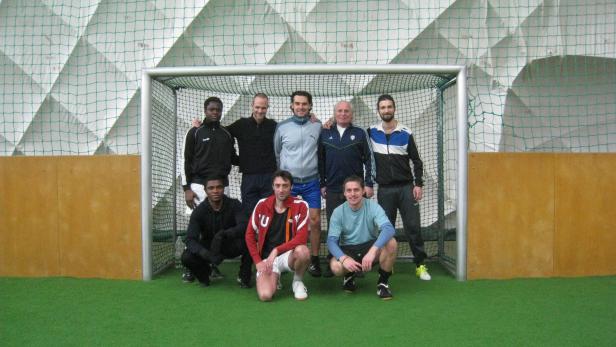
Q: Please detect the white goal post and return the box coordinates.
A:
[141,64,468,281]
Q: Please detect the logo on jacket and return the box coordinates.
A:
[202,137,210,142]
[350,135,355,141]
[259,215,270,227]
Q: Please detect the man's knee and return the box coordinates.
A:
[293,245,310,261]
[258,290,274,302]
[309,209,320,226]
[384,238,398,256]
[330,258,344,276]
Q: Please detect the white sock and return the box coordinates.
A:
[293,272,302,282]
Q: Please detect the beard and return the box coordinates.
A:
[379,113,394,122]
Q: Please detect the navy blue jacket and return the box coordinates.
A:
[318,125,374,193]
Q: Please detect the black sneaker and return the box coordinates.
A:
[198,280,210,288]
[236,276,252,289]
[322,265,334,278]
[308,262,322,277]
[377,283,393,300]
[182,270,195,283]
[210,265,224,280]
[342,273,356,293]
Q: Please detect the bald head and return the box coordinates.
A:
[334,101,353,128]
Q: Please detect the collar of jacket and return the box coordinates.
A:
[291,114,309,125]
[263,194,295,213]
[203,195,228,212]
[204,120,221,129]
[376,121,403,133]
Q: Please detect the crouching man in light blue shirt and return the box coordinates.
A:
[327,175,398,300]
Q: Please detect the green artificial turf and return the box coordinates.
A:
[1,262,615,346]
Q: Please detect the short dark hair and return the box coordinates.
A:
[377,94,395,109]
[343,175,365,189]
[204,96,223,110]
[205,174,226,186]
[290,90,312,105]
[272,170,293,185]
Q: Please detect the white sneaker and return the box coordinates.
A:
[416,264,432,281]
[292,280,308,300]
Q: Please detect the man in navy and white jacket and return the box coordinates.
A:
[367,94,431,281]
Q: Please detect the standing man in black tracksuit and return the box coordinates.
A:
[182,96,237,210]
[367,94,431,281]
[181,176,252,288]
[181,96,238,282]
[226,93,278,213]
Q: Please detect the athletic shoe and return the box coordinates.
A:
[308,262,322,277]
[377,283,393,300]
[210,265,224,280]
[236,276,251,289]
[198,280,210,288]
[322,265,334,278]
[342,273,357,293]
[292,281,308,300]
[415,264,431,281]
[182,270,195,283]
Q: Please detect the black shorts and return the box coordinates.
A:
[340,240,375,262]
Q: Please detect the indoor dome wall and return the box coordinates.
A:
[0,0,615,155]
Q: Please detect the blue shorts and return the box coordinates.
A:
[291,179,322,209]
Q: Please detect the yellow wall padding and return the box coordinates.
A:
[553,154,616,277]
[0,157,61,276]
[0,156,141,279]
[468,153,616,279]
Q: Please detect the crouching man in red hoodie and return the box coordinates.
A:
[245,170,311,301]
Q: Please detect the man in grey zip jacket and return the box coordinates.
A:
[273,90,324,277]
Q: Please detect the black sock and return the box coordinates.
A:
[378,268,392,284]
[311,255,319,265]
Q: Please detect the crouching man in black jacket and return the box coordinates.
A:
[181,176,252,288]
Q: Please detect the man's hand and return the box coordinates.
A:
[191,118,202,128]
[309,112,320,123]
[361,247,378,272]
[257,248,278,275]
[256,261,270,275]
[365,186,374,198]
[185,190,197,209]
[210,253,223,266]
[210,231,225,255]
[320,186,327,198]
[322,117,334,129]
[413,186,423,201]
[340,255,362,273]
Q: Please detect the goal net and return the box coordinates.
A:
[141,65,467,280]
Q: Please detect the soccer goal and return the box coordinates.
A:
[141,64,468,281]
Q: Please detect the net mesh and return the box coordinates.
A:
[1,1,614,274]
[151,71,459,273]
